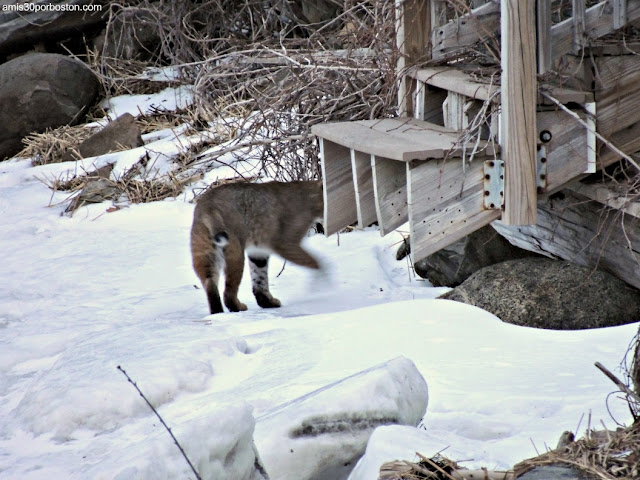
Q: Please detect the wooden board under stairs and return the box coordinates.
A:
[313,111,590,262]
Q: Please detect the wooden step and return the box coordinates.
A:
[407,66,594,105]
[313,109,590,261]
[313,117,497,235]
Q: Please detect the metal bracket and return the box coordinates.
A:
[484,152,546,210]
[537,145,548,193]
[483,160,504,210]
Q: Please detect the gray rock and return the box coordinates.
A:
[0,0,106,59]
[402,225,537,287]
[440,257,640,330]
[517,464,595,479]
[63,113,143,161]
[0,52,100,160]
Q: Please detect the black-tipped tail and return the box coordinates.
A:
[213,231,229,247]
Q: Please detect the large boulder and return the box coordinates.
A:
[0,52,100,160]
[441,257,640,330]
[0,0,106,59]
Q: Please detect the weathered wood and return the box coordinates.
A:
[572,0,586,53]
[568,182,640,218]
[492,189,640,290]
[537,0,552,74]
[312,118,497,162]
[597,116,640,168]
[410,66,592,105]
[396,0,430,116]
[319,139,357,236]
[593,54,640,137]
[613,0,628,29]
[409,66,499,102]
[537,109,589,192]
[371,156,408,236]
[408,156,501,261]
[350,149,377,228]
[551,0,640,62]
[443,91,468,131]
[432,1,501,59]
[500,0,537,225]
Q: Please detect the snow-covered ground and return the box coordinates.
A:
[1,88,638,479]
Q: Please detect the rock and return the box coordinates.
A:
[0,0,106,60]
[517,464,595,479]
[254,356,428,480]
[400,225,537,287]
[63,113,143,161]
[0,52,100,160]
[441,257,640,330]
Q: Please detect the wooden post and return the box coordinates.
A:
[396,0,430,116]
[500,0,537,225]
[537,0,552,74]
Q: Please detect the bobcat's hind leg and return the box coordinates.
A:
[248,255,281,309]
[191,225,224,314]
[222,236,248,312]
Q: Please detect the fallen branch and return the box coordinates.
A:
[595,361,640,404]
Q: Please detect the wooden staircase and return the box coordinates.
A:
[311,0,640,266]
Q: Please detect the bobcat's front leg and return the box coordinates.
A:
[249,255,281,308]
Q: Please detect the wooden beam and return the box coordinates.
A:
[572,0,586,53]
[319,139,357,236]
[350,149,377,228]
[537,0,552,74]
[551,0,640,62]
[493,189,640,290]
[432,2,501,60]
[500,0,538,225]
[371,156,408,236]
[613,0,628,29]
[396,0,430,116]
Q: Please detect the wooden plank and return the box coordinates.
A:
[396,0,431,117]
[537,0,552,74]
[537,109,589,192]
[371,156,408,236]
[443,92,468,131]
[493,189,640,289]
[613,0,628,29]
[572,0,586,53]
[407,157,501,261]
[432,1,501,59]
[551,0,640,62]
[568,182,640,218]
[597,116,640,169]
[593,55,640,92]
[500,0,537,225]
[312,118,497,162]
[319,139,357,236]
[596,87,640,138]
[409,67,499,102]
[350,149,377,228]
[409,66,592,106]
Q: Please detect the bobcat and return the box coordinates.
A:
[190,180,324,314]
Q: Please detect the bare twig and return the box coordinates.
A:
[117,365,202,480]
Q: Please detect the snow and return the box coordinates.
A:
[1,88,639,479]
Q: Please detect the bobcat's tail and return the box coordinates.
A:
[213,231,229,247]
